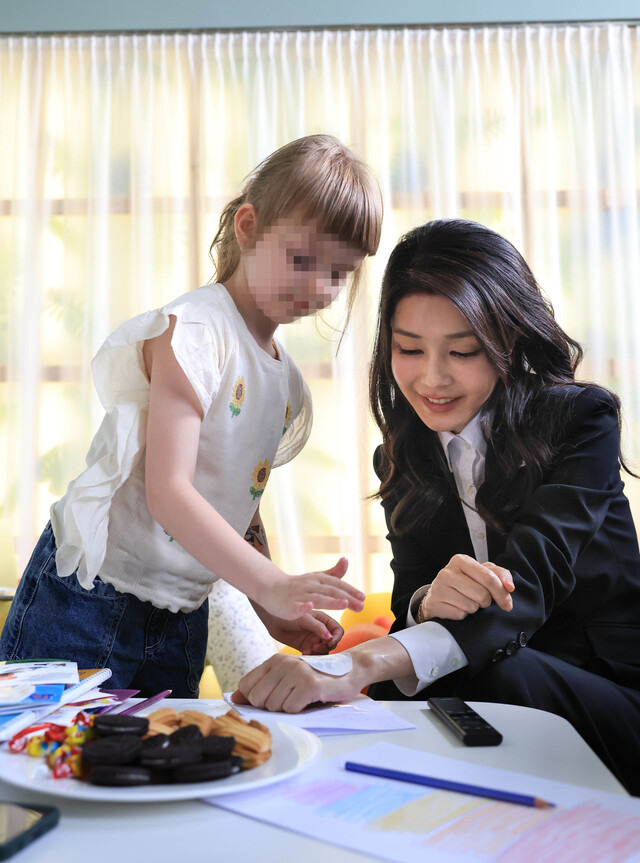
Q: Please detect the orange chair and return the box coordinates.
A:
[338,591,393,635]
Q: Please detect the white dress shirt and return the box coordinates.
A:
[389,412,488,695]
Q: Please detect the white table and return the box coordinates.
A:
[0,699,627,863]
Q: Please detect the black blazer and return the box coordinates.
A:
[375,385,640,691]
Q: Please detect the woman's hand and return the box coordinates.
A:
[257,557,365,621]
[419,554,514,622]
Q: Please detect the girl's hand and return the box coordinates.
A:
[259,557,365,621]
[419,553,514,622]
[263,611,344,654]
[231,636,414,713]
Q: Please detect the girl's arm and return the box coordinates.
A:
[143,318,364,620]
[244,509,270,557]
[246,505,345,652]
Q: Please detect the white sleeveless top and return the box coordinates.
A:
[50,284,312,613]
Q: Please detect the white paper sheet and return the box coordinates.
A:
[208,741,640,862]
[0,661,79,686]
[223,693,417,736]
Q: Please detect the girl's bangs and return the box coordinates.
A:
[294,177,382,256]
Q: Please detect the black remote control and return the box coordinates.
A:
[427,697,503,746]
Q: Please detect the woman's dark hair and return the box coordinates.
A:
[370,218,626,535]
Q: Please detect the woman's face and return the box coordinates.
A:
[390,293,499,434]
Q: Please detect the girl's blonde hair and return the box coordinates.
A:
[210,134,382,317]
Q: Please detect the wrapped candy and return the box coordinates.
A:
[65,725,92,746]
[50,745,83,779]
[47,742,73,768]
[44,724,67,743]
[26,735,51,757]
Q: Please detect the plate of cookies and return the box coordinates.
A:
[0,707,322,803]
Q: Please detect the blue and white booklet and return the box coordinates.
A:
[0,683,66,715]
[0,661,79,716]
[0,663,112,740]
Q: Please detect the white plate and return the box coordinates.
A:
[0,721,321,803]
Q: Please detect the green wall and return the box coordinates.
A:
[1,0,638,33]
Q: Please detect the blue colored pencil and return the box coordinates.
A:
[344,761,554,809]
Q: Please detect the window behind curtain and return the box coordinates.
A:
[1,24,639,591]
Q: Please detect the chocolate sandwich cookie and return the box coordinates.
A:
[169,725,203,746]
[82,734,144,766]
[141,733,171,750]
[92,714,149,737]
[140,743,203,770]
[171,759,235,784]
[88,764,153,787]
[200,735,235,761]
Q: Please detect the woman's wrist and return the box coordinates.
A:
[348,636,415,689]
[416,589,431,624]
[411,587,431,624]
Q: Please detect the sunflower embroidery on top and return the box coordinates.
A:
[250,459,271,500]
[229,376,246,417]
[282,399,292,435]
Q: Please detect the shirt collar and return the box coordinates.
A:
[437,411,488,471]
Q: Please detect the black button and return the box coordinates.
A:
[505,641,518,656]
[517,632,528,648]
[491,649,505,663]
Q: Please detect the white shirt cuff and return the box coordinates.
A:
[406,586,430,626]
[389,622,469,696]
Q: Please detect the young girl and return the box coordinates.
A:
[0,134,383,697]
[233,219,640,795]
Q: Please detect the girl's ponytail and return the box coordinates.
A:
[209,193,246,284]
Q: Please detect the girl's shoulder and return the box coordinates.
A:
[163,284,233,324]
[162,284,258,360]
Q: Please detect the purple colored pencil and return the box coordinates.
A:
[98,689,172,716]
[95,689,141,714]
[118,690,172,715]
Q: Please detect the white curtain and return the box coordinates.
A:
[1,26,639,631]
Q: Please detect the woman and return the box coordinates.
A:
[234,219,640,794]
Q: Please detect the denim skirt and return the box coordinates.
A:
[0,523,208,697]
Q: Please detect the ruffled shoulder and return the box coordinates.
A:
[92,285,225,418]
[52,287,227,586]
